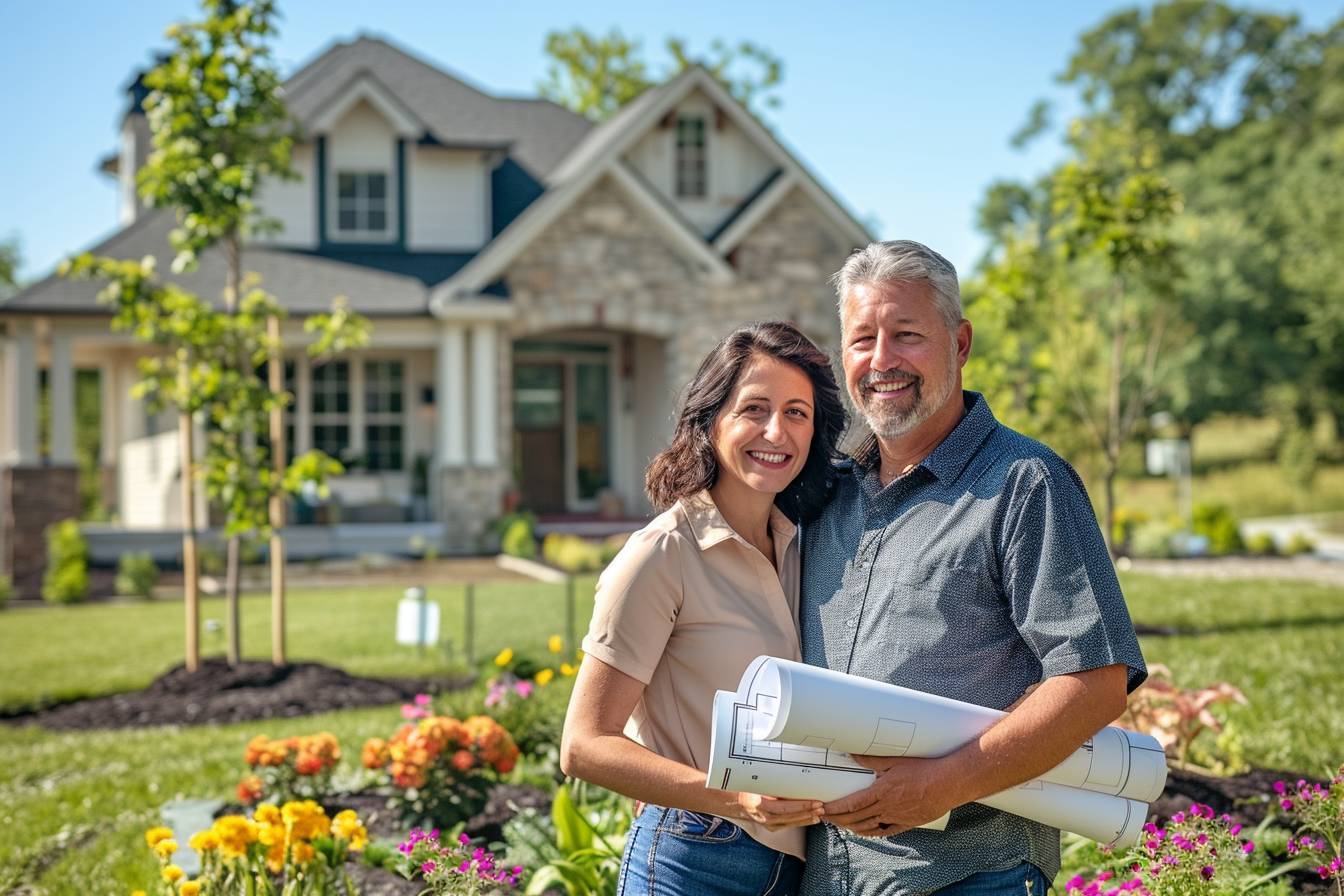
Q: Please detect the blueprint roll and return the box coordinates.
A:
[739,656,1167,803]
[978,782,1149,850]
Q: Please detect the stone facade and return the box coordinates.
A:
[434,466,511,554]
[1,465,81,598]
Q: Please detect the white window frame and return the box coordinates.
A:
[674,116,708,199]
[363,359,406,472]
[333,170,392,240]
[310,359,352,464]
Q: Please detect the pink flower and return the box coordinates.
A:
[514,680,534,698]
[1242,841,1255,854]
[421,861,436,873]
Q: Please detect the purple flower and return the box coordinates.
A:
[1273,781,1287,794]
[1281,798,1294,810]
[1066,874,1086,891]
[1171,812,1185,824]
[421,861,436,873]
[1229,823,1242,836]
[1201,865,1215,880]
[1242,841,1255,854]
[458,833,471,845]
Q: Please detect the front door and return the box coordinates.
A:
[513,362,567,513]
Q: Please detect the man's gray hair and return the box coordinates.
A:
[831,240,963,332]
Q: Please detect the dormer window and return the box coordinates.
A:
[336,171,389,235]
[675,117,707,198]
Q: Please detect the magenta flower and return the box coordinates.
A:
[1242,841,1255,854]
[422,861,436,873]
[414,692,432,706]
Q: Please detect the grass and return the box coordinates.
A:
[1113,461,1344,521]
[0,575,597,714]
[1,572,1341,894]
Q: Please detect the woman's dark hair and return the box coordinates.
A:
[645,320,846,522]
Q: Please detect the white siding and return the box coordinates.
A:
[326,99,398,243]
[407,147,489,250]
[119,430,181,528]
[256,144,316,248]
[624,89,776,236]
[118,123,137,225]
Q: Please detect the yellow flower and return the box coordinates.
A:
[180,883,202,896]
[211,815,258,859]
[548,634,563,654]
[161,864,184,884]
[188,830,219,852]
[535,668,554,687]
[293,841,316,865]
[132,891,147,896]
[144,826,174,849]
[560,662,577,677]
[494,647,514,667]
[153,838,178,859]
[333,809,369,851]
[253,803,282,825]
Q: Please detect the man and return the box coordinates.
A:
[799,240,1146,895]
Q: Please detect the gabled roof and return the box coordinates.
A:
[284,36,591,180]
[0,211,431,317]
[430,66,872,311]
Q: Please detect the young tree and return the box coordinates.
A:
[63,0,368,669]
[0,236,20,298]
[540,27,783,120]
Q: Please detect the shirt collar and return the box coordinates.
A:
[852,391,1000,486]
[681,489,798,551]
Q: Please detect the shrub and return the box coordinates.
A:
[1192,503,1244,556]
[542,532,604,573]
[499,513,537,560]
[1111,507,1149,555]
[42,519,88,604]
[600,532,631,565]
[0,574,11,609]
[1130,519,1178,558]
[115,551,159,599]
[1283,532,1317,556]
[1246,532,1278,556]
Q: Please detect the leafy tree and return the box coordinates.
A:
[540,27,783,120]
[0,236,20,298]
[63,0,368,670]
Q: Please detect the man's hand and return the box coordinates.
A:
[735,793,824,831]
[820,755,962,838]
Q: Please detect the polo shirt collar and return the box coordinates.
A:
[852,391,1000,486]
[682,489,798,551]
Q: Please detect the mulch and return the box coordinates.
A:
[2,659,472,730]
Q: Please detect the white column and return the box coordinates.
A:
[1,320,39,465]
[349,358,366,459]
[436,323,467,466]
[295,356,312,454]
[100,360,121,467]
[48,331,75,464]
[470,322,498,466]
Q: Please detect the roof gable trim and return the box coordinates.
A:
[307,70,426,138]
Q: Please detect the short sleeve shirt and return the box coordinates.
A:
[798,392,1147,896]
[582,489,807,859]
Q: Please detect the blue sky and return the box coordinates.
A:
[3,0,1338,284]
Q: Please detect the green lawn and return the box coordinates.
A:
[0,576,597,714]
[1,572,1341,894]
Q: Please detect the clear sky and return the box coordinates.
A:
[3,0,1338,284]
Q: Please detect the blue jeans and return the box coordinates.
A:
[617,806,803,896]
[933,862,1051,895]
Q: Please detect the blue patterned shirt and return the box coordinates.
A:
[799,391,1146,896]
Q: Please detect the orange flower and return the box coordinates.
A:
[243,734,270,766]
[237,775,264,804]
[361,737,388,769]
[295,753,322,776]
[451,749,475,772]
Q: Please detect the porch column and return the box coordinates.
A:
[435,322,467,466]
[349,358,366,459]
[48,330,75,464]
[294,355,312,454]
[470,322,498,466]
[100,359,121,467]
[1,319,39,465]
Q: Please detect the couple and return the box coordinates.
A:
[560,240,1147,896]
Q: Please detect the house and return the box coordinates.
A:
[0,35,868,592]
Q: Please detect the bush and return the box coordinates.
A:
[541,532,604,573]
[115,552,159,599]
[499,513,537,560]
[1110,507,1149,555]
[600,532,631,565]
[42,519,89,604]
[0,574,11,609]
[1192,502,1244,555]
[1283,532,1317,556]
[1245,531,1278,556]
[1129,519,1179,558]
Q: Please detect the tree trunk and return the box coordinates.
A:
[1103,457,1119,560]
[223,234,243,666]
[178,361,200,672]
[267,313,287,666]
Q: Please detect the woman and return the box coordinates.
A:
[560,321,846,896]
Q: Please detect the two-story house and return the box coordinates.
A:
[0,36,868,591]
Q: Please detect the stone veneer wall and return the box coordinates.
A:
[476,176,858,528]
[1,465,81,598]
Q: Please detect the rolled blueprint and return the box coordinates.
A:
[704,690,1144,848]
[741,657,1167,803]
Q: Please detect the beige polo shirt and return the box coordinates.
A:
[581,489,806,859]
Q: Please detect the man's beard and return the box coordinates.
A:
[855,357,958,439]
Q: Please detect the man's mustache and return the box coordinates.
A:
[859,370,922,391]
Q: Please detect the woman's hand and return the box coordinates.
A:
[733,793,823,831]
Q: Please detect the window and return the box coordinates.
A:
[675,116,707,198]
[310,360,350,461]
[336,171,388,234]
[364,360,404,471]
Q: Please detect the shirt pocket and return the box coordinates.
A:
[870,561,1006,670]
